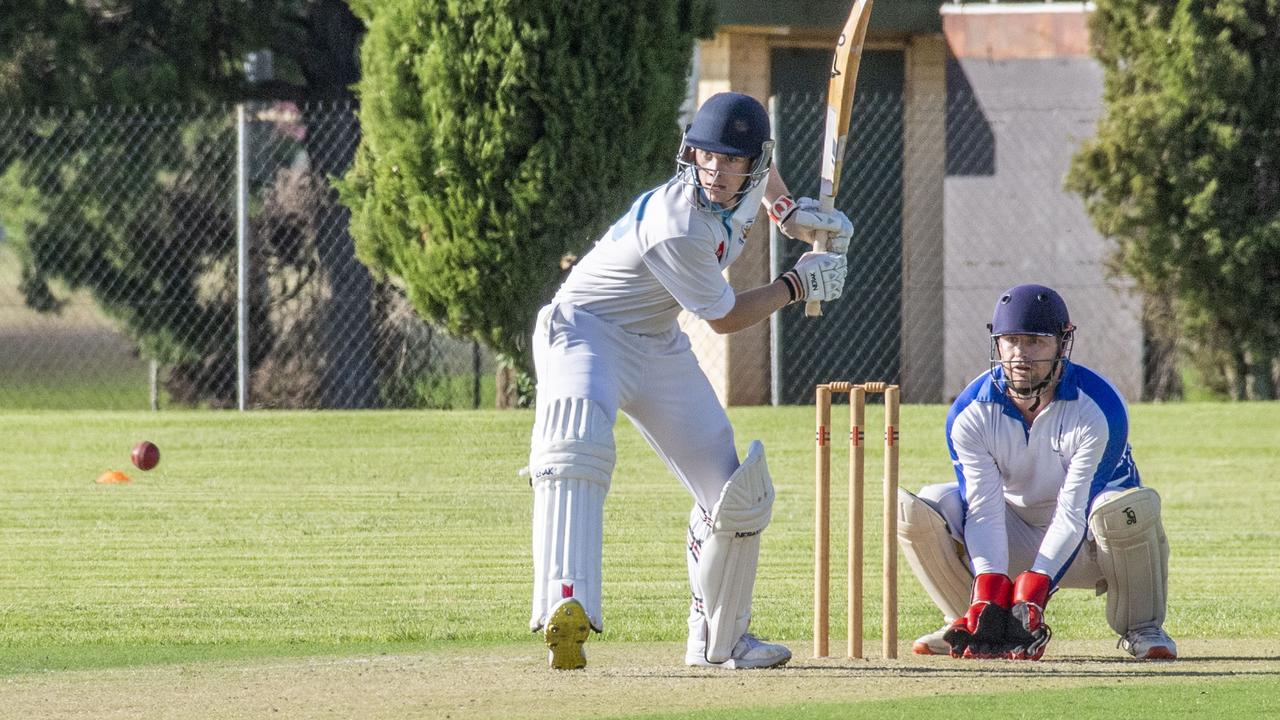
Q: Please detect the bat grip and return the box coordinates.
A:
[803,235,830,317]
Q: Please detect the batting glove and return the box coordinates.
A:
[768,195,854,253]
[779,251,847,304]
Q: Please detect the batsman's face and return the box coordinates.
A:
[694,148,751,207]
[997,334,1059,389]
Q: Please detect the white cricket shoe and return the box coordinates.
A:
[912,624,952,656]
[685,632,792,669]
[544,597,592,670]
[1118,625,1177,660]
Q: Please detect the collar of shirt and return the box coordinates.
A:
[979,360,1079,425]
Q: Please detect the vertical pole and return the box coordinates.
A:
[768,97,782,407]
[472,340,482,409]
[149,359,159,412]
[883,385,900,659]
[849,386,865,659]
[236,104,250,411]
[814,384,831,657]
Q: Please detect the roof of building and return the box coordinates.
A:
[715,0,944,33]
[716,1,1093,32]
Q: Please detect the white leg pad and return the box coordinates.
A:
[695,440,774,664]
[896,488,972,621]
[529,397,614,632]
[1089,487,1169,635]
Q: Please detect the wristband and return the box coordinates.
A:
[767,195,797,226]
[777,271,802,303]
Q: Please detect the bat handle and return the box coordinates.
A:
[804,235,830,317]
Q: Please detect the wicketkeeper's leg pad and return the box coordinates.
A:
[529,397,615,633]
[897,488,973,621]
[1089,487,1169,635]
[694,440,775,664]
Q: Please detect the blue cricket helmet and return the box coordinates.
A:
[987,284,1075,401]
[989,284,1071,337]
[683,92,771,158]
[676,93,774,210]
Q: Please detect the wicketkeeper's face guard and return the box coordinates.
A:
[985,284,1075,406]
[989,330,1074,401]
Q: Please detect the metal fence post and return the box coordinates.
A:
[768,96,782,407]
[236,103,250,411]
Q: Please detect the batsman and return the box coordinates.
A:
[526,92,853,670]
[897,284,1177,661]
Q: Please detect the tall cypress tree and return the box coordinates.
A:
[1068,0,1280,399]
[338,0,714,403]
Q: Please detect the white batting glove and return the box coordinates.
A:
[780,251,847,303]
[768,195,854,253]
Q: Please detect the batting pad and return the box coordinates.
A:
[697,440,775,663]
[897,488,972,621]
[1089,487,1169,635]
[529,397,615,633]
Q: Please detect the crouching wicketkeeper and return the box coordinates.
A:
[897,284,1176,661]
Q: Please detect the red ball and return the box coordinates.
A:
[131,441,160,471]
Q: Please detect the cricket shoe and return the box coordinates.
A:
[1118,625,1177,660]
[912,624,952,656]
[544,597,592,670]
[685,633,792,669]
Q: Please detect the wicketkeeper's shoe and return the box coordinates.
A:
[685,632,792,669]
[1118,625,1177,660]
[912,624,952,655]
[544,597,592,670]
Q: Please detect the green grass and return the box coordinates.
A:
[0,375,153,410]
[0,403,1276,684]
[612,677,1280,719]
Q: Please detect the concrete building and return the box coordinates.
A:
[686,1,1141,404]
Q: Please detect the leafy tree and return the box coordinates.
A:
[1068,0,1280,399]
[0,1,382,407]
[338,0,714,403]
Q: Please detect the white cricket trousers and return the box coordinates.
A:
[532,302,739,513]
[917,481,1113,589]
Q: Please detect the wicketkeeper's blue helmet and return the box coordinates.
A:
[676,92,774,209]
[987,284,1075,399]
[989,284,1071,337]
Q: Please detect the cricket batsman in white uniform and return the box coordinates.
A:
[897,284,1177,661]
[527,92,853,670]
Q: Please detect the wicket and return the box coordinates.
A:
[814,381,899,659]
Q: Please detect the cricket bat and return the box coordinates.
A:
[806,0,873,318]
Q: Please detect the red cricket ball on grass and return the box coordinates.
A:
[131,441,161,471]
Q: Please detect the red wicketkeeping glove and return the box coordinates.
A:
[943,573,1014,659]
[1009,571,1053,660]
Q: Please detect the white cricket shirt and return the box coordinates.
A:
[946,361,1141,583]
[553,177,765,336]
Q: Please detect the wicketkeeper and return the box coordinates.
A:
[527,92,853,670]
[897,284,1177,661]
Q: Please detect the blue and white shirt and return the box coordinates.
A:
[946,361,1140,583]
[553,177,764,336]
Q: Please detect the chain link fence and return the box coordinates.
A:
[1,87,1143,410]
[0,102,494,410]
[768,91,907,405]
[683,86,1141,407]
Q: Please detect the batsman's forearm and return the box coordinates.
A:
[705,281,791,335]
[762,166,790,209]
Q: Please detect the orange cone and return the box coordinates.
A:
[96,470,132,484]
